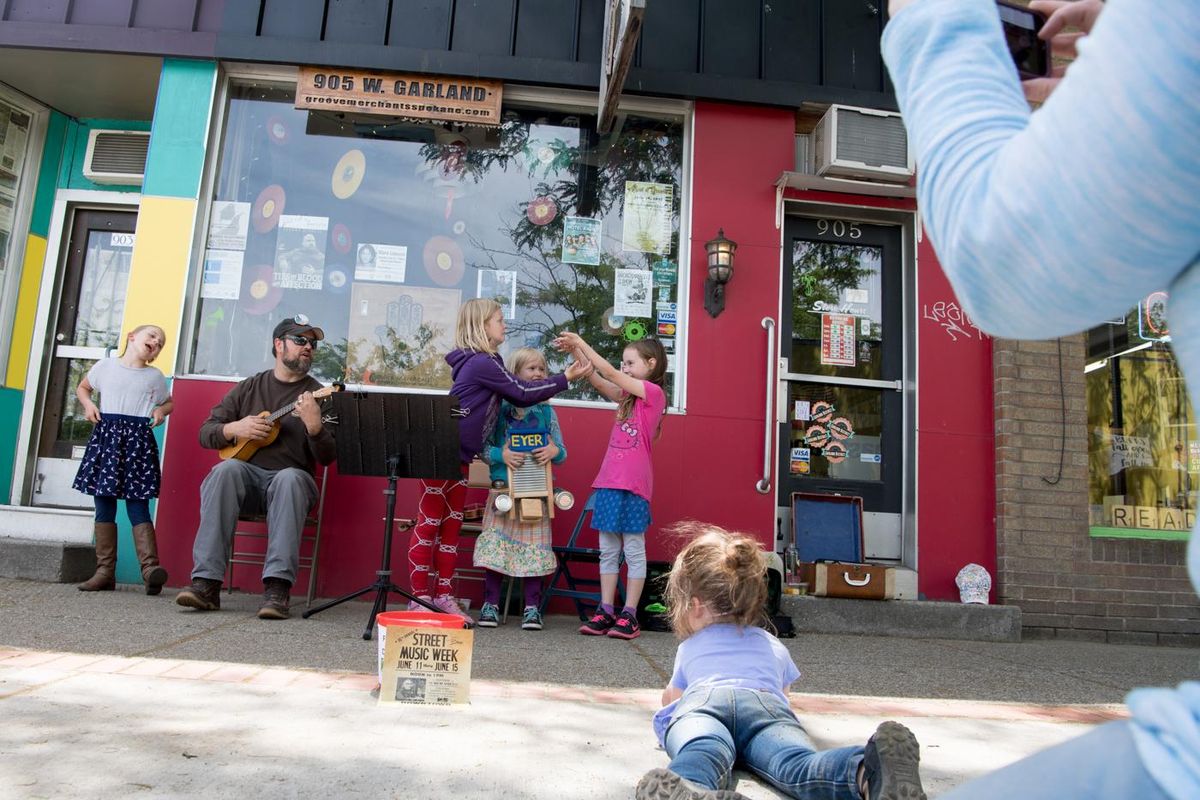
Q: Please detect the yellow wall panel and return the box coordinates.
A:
[6,234,48,390]
[122,197,197,376]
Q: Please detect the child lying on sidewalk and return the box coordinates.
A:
[637,523,926,800]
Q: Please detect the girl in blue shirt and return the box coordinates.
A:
[637,524,926,800]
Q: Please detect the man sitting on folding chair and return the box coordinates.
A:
[176,315,337,620]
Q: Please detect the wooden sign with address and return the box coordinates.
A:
[296,66,502,126]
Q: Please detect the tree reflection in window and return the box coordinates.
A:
[193,84,683,404]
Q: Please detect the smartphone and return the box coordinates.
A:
[996,0,1050,79]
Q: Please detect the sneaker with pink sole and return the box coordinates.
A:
[431,594,476,628]
[407,595,433,611]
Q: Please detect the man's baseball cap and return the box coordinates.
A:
[272,314,325,342]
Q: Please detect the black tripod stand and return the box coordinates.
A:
[301,391,463,639]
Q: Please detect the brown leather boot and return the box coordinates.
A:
[131,521,168,595]
[78,522,117,591]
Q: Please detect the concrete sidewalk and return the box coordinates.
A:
[1,578,1196,798]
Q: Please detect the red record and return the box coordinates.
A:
[266,115,289,145]
[251,185,286,234]
[331,223,353,254]
[526,196,557,226]
[240,264,283,315]
[423,235,465,286]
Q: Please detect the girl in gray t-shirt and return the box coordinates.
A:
[74,324,174,596]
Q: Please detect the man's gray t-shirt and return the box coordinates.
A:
[87,357,169,417]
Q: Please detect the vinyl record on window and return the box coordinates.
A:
[325,265,350,294]
[240,264,283,315]
[331,222,353,254]
[601,307,624,336]
[266,115,290,145]
[331,149,366,200]
[251,185,286,233]
[526,196,558,226]
[422,235,465,286]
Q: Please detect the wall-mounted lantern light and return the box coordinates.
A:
[703,228,737,318]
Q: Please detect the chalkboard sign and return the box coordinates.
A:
[792,492,864,563]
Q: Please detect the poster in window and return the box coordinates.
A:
[200,249,244,300]
[614,269,653,318]
[355,243,407,284]
[477,269,517,320]
[208,201,251,251]
[820,313,857,367]
[346,284,461,387]
[561,216,601,265]
[0,103,31,177]
[274,215,328,290]
[621,182,673,254]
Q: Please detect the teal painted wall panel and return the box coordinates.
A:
[0,387,21,501]
[29,111,69,237]
[61,118,151,193]
[143,59,217,199]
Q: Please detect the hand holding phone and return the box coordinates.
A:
[996,0,1051,80]
[1021,0,1107,103]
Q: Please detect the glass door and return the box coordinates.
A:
[779,215,904,559]
[33,209,137,507]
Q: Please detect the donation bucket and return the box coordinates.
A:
[376,610,474,705]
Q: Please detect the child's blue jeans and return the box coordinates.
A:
[663,686,863,799]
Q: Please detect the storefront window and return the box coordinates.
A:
[1086,294,1196,539]
[190,80,685,404]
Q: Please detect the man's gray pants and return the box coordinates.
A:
[191,459,318,586]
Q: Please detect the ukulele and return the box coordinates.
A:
[219,385,342,461]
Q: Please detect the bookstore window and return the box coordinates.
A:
[189,79,686,405]
[1086,293,1196,540]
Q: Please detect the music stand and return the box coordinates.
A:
[302,391,464,640]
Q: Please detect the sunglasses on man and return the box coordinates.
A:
[283,334,319,349]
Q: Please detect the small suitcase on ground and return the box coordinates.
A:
[799,561,894,600]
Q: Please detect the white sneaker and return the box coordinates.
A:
[432,594,476,628]
[407,595,432,611]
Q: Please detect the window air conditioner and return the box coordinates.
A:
[82,130,150,185]
[811,105,912,183]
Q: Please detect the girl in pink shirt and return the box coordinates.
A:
[554,332,667,640]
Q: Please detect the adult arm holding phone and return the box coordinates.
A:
[882,2,1200,799]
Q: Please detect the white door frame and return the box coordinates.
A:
[11,189,141,506]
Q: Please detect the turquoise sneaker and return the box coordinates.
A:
[477,601,500,628]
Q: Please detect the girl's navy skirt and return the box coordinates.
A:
[72,414,161,499]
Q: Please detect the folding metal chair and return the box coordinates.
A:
[539,494,624,620]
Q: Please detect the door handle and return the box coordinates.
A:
[757,317,776,494]
[34,473,45,494]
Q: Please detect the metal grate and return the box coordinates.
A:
[834,109,907,169]
[88,131,149,176]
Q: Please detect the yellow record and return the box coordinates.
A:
[331,149,366,199]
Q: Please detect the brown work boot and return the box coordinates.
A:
[78,522,118,592]
[131,522,168,595]
[257,577,292,620]
[175,577,222,611]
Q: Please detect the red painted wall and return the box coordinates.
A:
[915,235,996,600]
[154,102,994,607]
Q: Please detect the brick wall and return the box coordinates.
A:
[994,336,1200,646]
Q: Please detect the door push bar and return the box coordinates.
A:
[756,317,776,494]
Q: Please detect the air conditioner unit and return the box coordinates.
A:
[812,105,911,183]
[83,129,150,185]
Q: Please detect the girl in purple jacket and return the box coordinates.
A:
[407,299,589,624]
